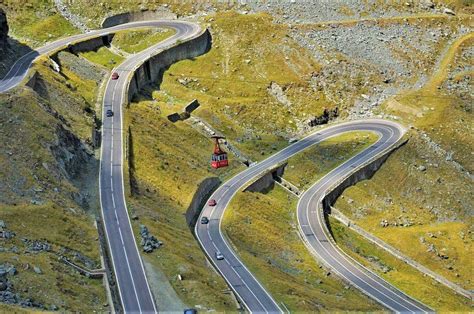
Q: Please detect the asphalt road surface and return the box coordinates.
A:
[0,19,201,313]
[196,119,432,313]
[1,17,432,314]
[98,21,200,313]
[0,20,200,93]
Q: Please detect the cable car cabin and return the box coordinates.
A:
[211,152,228,169]
[210,136,229,169]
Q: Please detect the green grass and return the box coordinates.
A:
[284,131,379,189]
[223,186,381,311]
[0,85,105,311]
[2,0,79,47]
[112,28,176,54]
[220,131,396,311]
[160,12,330,161]
[80,47,125,70]
[124,98,245,310]
[329,217,472,311]
[334,133,473,291]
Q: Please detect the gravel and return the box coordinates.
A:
[245,0,444,24]
[53,0,90,32]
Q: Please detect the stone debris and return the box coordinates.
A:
[21,239,52,253]
[443,8,456,15]
[53,0,90,32]
[139,225,163,253]
[0,220,15,239]
[0,263,44,308]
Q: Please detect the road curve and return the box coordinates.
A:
[98,20,200,313]
[0,19,201,313]
[1,16,432,314]
[196,119,432,313]
[0,20,200,93]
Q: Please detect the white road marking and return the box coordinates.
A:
[121,242,143,314]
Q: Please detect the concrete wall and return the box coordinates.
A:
[126,28,211,103]
[186,177,221,230]
[96,218,122,312]
[184,99,199,113]
[67,35,114,54]
[102,10,177,28]
[322,139,408,214]
[244,163,287,193]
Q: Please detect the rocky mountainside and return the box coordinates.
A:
[0,8,9,51]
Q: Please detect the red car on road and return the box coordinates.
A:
[111,72,119,80]
[208,199,217,206]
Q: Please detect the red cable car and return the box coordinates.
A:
[210,136,228,169]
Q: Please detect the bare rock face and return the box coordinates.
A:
[0,8,8,48]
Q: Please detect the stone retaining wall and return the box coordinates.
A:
[243,162,287,193]
[126,28,211,103]
[186,177,221,230]
[66,35,114,54]
[315,137,472,300]
[322,139,407,213]
[101,10,177,28]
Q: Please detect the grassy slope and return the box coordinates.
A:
[221,133,383,311]
[1,0,79,47]
[112,28,176,54]
[160,12,333,161]
[0,56,106,311]
[330,217,472,311]
[335,30,473,294]
[283,131,379,189]
[384,33,474,172]
[335,132,473,290]
[124,99,243,310]
[80,47,125,71]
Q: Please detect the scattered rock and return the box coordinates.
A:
[443,8,456,15]
[22,239,52,252]
[417,165,427,172]
[33,266,42,274]
[139,225,162,253]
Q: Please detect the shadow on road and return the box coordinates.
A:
[0,37,37,80]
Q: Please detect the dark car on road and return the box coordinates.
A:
[106,109,114,117]
[208,199,217,206]
[201,216,209,224]
[111,72,119,80]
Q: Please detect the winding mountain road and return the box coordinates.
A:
[196,120,432,313]
[0,17,432,314]
[0,19,201,313]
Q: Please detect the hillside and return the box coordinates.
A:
[0,0,472,312]
[0,53,106,310]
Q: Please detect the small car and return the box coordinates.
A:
[184,309,197,314]
[111,72,119,80]
[106,109,114,117]
[215,251,224,260]
[200,216,209,224]
[208,199,217,206]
